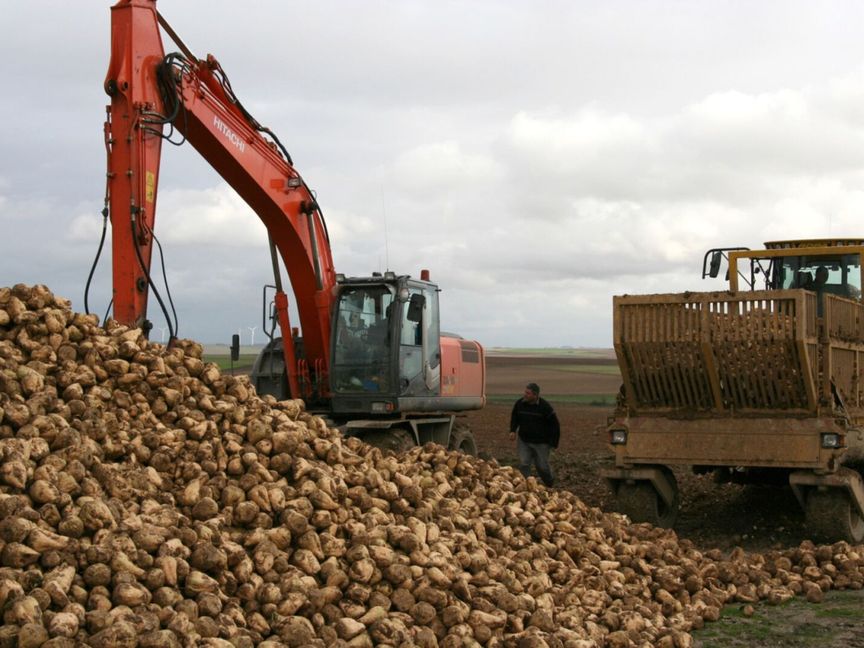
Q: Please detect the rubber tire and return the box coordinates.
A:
[360,428,416,454]
[614,473,679,529]
[448,424,478,456]
[805,489,864,544]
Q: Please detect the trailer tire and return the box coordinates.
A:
[448,424,478,456]
[615,472,679,529]
[805,488,864,544]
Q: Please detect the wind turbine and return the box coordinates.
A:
[248,326,257,347]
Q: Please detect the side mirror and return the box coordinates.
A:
[407,293,425,323]
[230,334,240,362]
[709,251,723,278]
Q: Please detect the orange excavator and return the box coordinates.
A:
[97,0,484,452]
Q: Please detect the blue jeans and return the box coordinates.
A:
[517,438,554,486]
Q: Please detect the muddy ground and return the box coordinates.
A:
[463,398,814,553]
[465,353,820,552]
[459,353,864,646]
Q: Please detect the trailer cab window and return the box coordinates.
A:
[737,253,863,299]
[776,254,862,299]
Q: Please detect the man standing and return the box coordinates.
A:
[509,382,560,486]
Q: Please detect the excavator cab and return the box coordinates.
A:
[331,281,397,395]
[249,267,484,425]
[329,272,442,416]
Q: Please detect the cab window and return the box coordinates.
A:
[776,254,861,299]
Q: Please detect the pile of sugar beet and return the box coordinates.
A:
[1,284,863,648]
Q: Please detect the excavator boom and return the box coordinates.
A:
[102,0,486,453]
[104,0,336,398]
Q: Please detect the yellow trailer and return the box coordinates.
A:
[604,239,864,542]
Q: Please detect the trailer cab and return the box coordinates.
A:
[603,238,864,541]
[727,239,864,301]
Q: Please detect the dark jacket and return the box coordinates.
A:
[510,396,560,448]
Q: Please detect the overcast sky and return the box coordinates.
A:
[4,1,864,348]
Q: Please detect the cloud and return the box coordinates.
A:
[153,187,268,246]
[498,80,864,210]
[674,88,864,177]
[6,2,864,348]
[359,72,864,347]
[390,141,505,194]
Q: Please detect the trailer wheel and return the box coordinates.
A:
[361,428,416,454]
[805,489,864,544]
[448,424,478,456]
[615,473,679,529]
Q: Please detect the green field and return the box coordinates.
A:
[692,590,864,647]
[535,363,621,375]
[204,354,259,371]
[200,349,620,404]
[486,393,617,406]
[488,347,615,358]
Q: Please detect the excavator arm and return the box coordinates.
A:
[104,0,336,399]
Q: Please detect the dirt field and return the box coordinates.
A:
[483,354,620,397]
[461,352,864,646]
